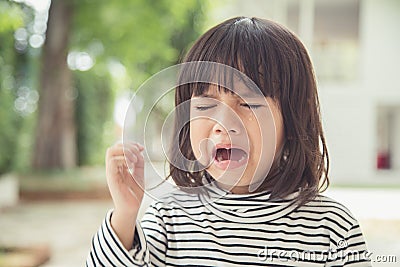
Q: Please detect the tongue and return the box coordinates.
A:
[217,148,246,161]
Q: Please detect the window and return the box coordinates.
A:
[287,0,360,82]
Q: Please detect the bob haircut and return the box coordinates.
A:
[169,17,329,205]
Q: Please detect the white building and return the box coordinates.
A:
[209,0,400,186]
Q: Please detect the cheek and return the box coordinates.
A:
[189,120,204,159]
[248,124,263,159]
[265,99,285,152]
[251,113,277,158]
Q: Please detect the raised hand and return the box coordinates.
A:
[105,141,145,249]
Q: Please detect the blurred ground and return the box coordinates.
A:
[0,200,113,267]
[326,188,400,266]
[0,187,399,266]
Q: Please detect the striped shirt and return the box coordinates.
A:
[86,184,372,266]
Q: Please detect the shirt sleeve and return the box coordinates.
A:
[85,210,151,267]
[139,203,168,266]
[326,220,372,267]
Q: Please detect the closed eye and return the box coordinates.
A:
[194,104,217,111]
[240,103,263,110]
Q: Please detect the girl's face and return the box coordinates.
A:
[189,85,284,193]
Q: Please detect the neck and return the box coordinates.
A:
[215,181,251,194]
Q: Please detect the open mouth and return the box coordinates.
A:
[215,148,247,162]
[213,147,248,170]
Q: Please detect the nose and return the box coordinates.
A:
[212,107,242,136]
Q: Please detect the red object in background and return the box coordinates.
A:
[377,151,391,169]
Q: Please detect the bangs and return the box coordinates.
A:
[178,60,266,100]
[179,17,286,101]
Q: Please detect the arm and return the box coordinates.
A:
[86,204,168,267]
[86,210,150,266]
[86,142,153,266]
[106,142,145,250]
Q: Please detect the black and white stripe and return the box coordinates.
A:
[86,186,371,266]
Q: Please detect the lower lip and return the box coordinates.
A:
[213,158,248,170]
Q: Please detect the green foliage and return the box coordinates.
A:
[71,0,205,85]
[75,71,113,165]
[69,0,207,165]
[0,80,19,175]
[0,1,29,175]
[0,0,207,172]
[0,1,24,34]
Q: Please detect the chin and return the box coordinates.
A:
[207,172,247,189]
[207,164,244,177]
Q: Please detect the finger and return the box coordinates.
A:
[123,145,144,168]
[123,163,145,188]
[106,145,145,182]
[107,156,142,186]
[106,144,140,160]
[107,155,129,174]
[122,141,145,152]
[124,150,138,164]
[114,141,143,148]
[106,146,124,158]
[136,143,144,151]
[108,142,142,155]
[109,154,139,171]
[108,153,142,175]
[109,142,135,153]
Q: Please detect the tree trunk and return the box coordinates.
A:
[33,0,76,170]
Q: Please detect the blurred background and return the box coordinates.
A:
[0,0,399,266]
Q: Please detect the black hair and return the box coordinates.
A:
[169,17,329,205]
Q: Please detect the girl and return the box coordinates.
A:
[87,17,371,266]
